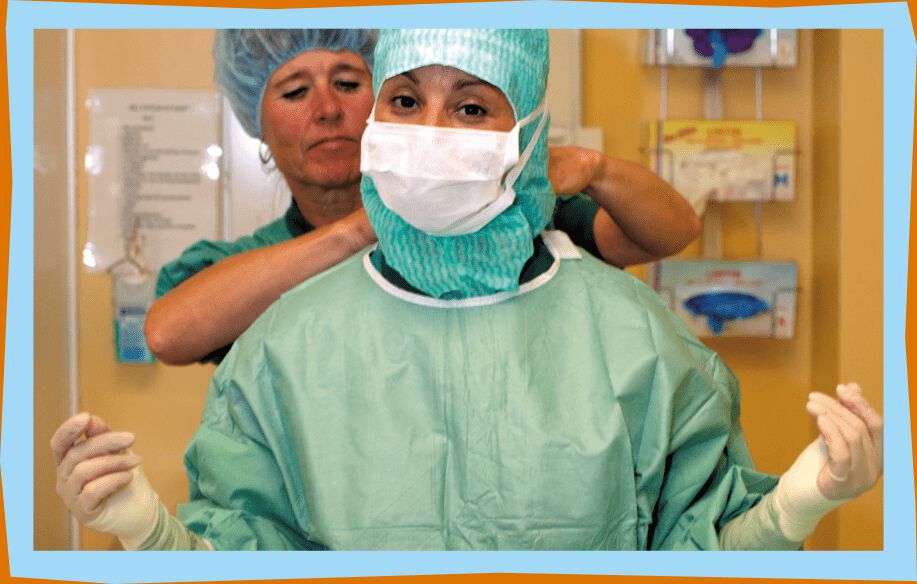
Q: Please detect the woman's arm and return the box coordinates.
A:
[51,413,212,550]
[144,208,376,365]
[548,146,701,268]
[720,383,883,549]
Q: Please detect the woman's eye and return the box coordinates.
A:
[392,95,417,109]
[282,87,308,100]
[460,104,487,116]
[335,80,361,92]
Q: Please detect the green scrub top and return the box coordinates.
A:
[154,195,602,364]
[178,239,777,550]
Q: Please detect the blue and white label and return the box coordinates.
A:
[114,307,155,363]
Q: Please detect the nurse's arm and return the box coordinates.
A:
[548,146,701,268]
[51,412,211,550]
[144,208,376,365]
[720,382,882,549]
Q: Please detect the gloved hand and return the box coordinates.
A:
[51,413,162,549]
[773,382,883,541]
[808,382,883,500]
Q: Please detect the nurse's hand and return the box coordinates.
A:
[806,383,883,500]
[547,145,603,195]
[51,413,141,525]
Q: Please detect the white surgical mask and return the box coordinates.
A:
[360,101,547,236]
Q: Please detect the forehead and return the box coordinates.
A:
[269,49,370,85]
[383,64,505,96]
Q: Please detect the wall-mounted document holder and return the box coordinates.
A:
[647,120,798,208]
[651,259,798,338]
[82,88,222,274]
[645,29,798,68]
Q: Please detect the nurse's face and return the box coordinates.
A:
[260,49,374,191]
[375,65,515,132]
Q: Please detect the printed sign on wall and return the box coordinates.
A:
[83,89,222,273]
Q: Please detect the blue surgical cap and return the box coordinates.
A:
[213,29,378,138]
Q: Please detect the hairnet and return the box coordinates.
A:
[361,29,556,299]
[213,29,377,138]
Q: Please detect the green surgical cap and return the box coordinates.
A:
[371,29,548,121]
[213,29,377,138]
[362,29,556,299]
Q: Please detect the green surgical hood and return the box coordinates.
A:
[179,246,777,550]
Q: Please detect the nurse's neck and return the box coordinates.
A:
[290,182,363,228]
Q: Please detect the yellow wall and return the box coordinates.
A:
[582,29,883,549]
[34,29,73,551]
[817,29,884,550]
[36,29,882,550]
[584,29,815,475]
[72,29,218,550]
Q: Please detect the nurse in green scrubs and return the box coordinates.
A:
[144,29,702,367]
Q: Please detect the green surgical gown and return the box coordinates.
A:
[156,197,601,365]
[178,241,777,550]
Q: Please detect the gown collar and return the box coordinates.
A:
[364,230,581,308]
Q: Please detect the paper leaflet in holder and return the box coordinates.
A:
[651,259,797,338]
[647,120,796,214]
[82,89,222,274]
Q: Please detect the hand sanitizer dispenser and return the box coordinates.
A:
[112,270,156,364]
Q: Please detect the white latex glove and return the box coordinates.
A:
[51,413,161,549]
[774,382,883,541]
[808,382,883,500]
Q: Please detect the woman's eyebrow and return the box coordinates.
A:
[274,63,367,87]
[331,63,370,76]
[273,70,310,87]
[396,71,419,84]
[453,78,497,91]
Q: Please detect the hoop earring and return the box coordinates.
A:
[258,141,273,165]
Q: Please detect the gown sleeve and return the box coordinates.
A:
[648,351,782,550]
[718,490,802,550]
[177,328,319,550]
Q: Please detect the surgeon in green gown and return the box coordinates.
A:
[51,29,882,552]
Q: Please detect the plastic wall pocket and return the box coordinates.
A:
[651,259,798,338]
[112,271,156,364]
[646,120,797,206]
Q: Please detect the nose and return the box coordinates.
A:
[421,101,450,128]
[312,85,343,123]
